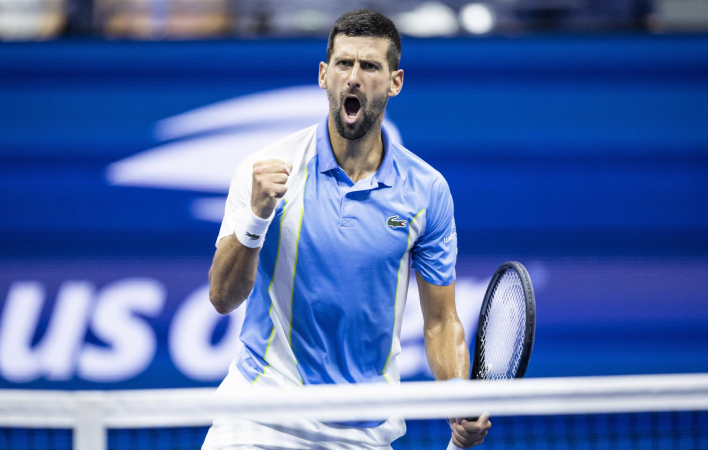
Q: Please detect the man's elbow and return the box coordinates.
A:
[209,282,252,315]
[424,316,463,338]
[209,286,238,315]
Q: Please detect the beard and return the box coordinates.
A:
[328,88,388,141]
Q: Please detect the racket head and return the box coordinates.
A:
[472,261,536,380]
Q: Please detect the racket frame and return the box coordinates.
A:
[471,261,536,380]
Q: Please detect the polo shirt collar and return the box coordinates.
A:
[316,117,395,187]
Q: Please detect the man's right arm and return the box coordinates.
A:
[208,159,292,315]
[208,236,260,314]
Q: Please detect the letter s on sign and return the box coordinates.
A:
[77,278,166,382]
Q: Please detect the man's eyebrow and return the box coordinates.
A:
[331,53,385,67]
[359,58,383,66]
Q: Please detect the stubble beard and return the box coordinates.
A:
[329,88,388,141]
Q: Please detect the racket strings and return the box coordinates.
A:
[478,269,526,380]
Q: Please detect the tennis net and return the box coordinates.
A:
[1,373,707,450]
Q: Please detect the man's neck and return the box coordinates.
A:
[327,115,384,184]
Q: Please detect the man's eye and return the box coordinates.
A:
[363,63,378,70]
[338,61,352,67]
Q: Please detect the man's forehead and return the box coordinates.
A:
[330,35,389,61]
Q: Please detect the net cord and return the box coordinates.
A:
[1,374,707,450]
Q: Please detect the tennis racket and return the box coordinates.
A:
[447,261,536,449]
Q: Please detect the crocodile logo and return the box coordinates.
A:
[245,231,260,240]
[386,215,407,228]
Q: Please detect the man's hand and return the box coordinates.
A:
[449,413,491,448]
[251,159,292,219]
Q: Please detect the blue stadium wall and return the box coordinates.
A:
[0,36,707,390]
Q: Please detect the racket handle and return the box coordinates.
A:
[446,438,461,450]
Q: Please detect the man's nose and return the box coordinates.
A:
[347,64,361,89]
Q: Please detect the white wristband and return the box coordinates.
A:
[234,206,274,248]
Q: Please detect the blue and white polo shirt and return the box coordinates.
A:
[217,118,457,389]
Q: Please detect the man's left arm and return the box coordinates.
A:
[417,272,467,380]
[417,272,491,449]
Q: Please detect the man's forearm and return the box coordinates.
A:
[208,235,260,314]
[424,317,469,381]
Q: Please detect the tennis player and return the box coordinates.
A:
[204,9,491,450]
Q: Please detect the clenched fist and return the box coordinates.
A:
[251,159,293,219]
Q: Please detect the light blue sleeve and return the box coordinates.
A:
[410,176,457,286]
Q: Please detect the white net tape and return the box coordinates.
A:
[2,374,708,425]
[477,268,526,380]
[1,374,708,450]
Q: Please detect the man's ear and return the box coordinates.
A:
[388,69,404,98]
[318,62,328,89]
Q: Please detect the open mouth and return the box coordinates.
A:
[344,96,361,122]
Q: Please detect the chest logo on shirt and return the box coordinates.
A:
[386,215,407,228]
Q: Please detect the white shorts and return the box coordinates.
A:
[202,363,406,450]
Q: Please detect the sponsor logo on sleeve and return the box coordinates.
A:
[444,218,457,243]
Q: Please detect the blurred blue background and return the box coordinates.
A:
[1,34,708,391]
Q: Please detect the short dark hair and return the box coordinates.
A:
[327,9,401,71]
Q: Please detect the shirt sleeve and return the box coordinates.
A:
[410,176,457,285]
[215,158,253,247]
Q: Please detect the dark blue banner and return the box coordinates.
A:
[1,36,707,389]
